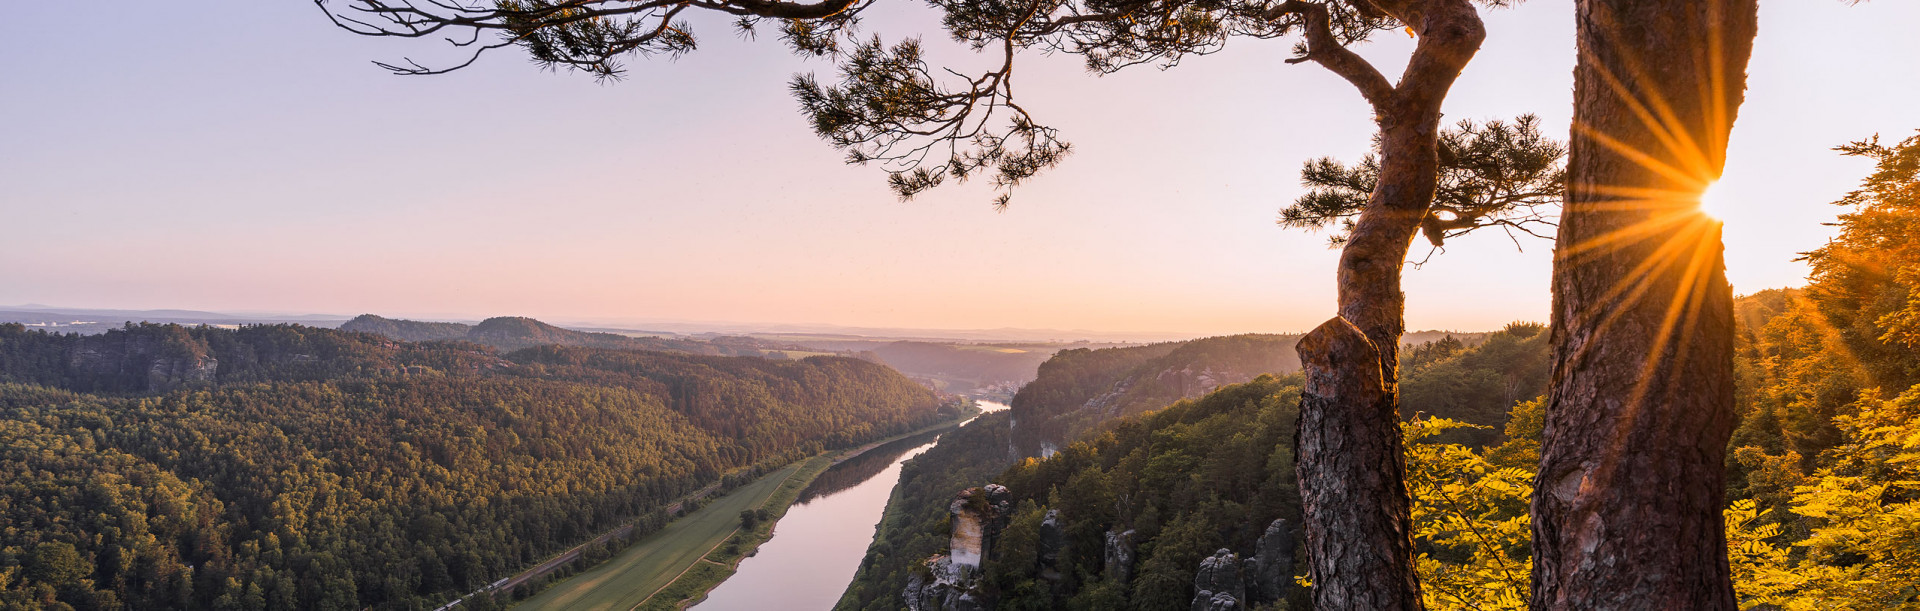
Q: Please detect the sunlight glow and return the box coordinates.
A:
[1698,182,1730,221]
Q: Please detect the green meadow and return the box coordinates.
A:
[514,461,805,611]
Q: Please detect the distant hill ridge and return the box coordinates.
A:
[341,314,797,356]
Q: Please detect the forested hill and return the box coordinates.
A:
[0,322,950,609]
[0,321,511,393]
[341,314,788,356]
[1007,331,1493,456]
[861,341,1058,396]
[336,314,469,341]
[1007,334,1300,456]
[838,326,1547,611]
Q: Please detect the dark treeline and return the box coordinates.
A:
[1398,322,1550,446]
[0,322,949,610]
[1715,134,1920,607]
[958,134,1920,611]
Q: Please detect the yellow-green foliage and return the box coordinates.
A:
[1721,132,1920,609]
[1404,408,1534,610]
[1729,386,1920,610]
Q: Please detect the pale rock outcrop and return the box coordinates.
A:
[907,485,1012,610]
[947,484,1011,571]
[1038,509,1064,565]
[1104,529,1137,584]
[904,556,987,611]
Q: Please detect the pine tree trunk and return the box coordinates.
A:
[1294,19,1476,603]
[1290,2,1486,607]
[1531,1,1757,608]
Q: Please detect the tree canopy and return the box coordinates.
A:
[320,0,1503,205]
[1281,114,1564,250]
[0,322,951,609]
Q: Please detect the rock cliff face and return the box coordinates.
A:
[1191,548,1247,611]
[947,484,1011,570]
[1104,528,1137,584]
[1246,519,1296,604]
[65,325,218,392]
[904,556,989,611]
[906,485,1013,611]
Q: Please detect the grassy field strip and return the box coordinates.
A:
[514,414,972,611]
[629,522,747,610]
[513,463,801,611]
[632,456,832,610]
[480,480,723,602]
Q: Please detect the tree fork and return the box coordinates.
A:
[1288,2,1482,607]
[1531,0,1757,608]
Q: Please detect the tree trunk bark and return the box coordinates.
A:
[1531,1,1757,609]
[1296,316,1421,609]
[1292,3,1483,606]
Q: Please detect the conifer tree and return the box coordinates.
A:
[1533,1,1758,608]
[320,0,1530,604]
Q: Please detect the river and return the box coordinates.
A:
[692,399,1010,610]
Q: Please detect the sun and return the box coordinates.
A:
[1697,182,1730,222]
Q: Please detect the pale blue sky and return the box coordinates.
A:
[2,1,1914,335]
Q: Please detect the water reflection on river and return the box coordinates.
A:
[692,400,1009,610]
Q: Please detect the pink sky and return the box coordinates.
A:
[3,1,1914,336]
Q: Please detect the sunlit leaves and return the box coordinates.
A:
[1403,415,1533,610]
[1728,388,1920,610]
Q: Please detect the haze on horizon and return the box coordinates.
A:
[3,0,1915,336]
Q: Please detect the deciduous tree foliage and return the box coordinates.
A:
[0,323,947,609]
[835,411,1017,611]
[1719,131,1920,610]
[992,375,1310,611]
[963,136,1920,607]
[1007,334,1302,456]
[960,368,1547,610]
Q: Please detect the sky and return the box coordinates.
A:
[2,1,1915,337]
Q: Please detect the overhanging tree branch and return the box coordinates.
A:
[1272,0,1395,110]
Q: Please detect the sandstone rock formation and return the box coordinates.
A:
[1246,518,1296,604]
[947,484,1011,570]
[1104,529,1137,584]
[65,326,218,392]
[907,484,1013,611]
[1038,509,1064,565]
[1191,548,1246,611]
[904,556,988,611]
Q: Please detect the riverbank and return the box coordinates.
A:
[621,413,982,610]
[832,405,1016,611]
[512,459,812,610]
[508,412,977,610]
[692,428,955,609]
